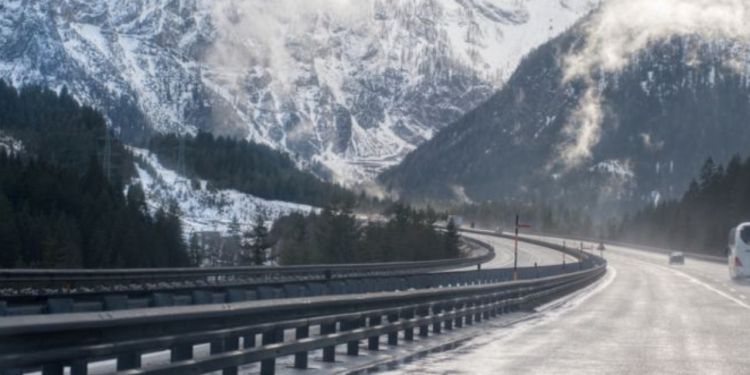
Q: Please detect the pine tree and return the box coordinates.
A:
[0,192,21,267]
[228,215,242,242]
[188,232,202,267]
[444,218,461,259]
[250,214,271,266]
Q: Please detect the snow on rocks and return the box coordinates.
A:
[127,146,317,236]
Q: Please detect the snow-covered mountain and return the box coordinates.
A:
[0,0,598,184]
[381,15,750,215]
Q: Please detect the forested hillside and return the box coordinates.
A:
[148,133,357,207]
[447,201,594,237]
[271,204,461,265]
[381,24,750,214]
[615,156,750,255]
[0,82,190,268]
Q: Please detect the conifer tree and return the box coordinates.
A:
[444,218,461,259]
[250,214,271,266]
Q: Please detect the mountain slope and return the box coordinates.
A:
[0,0,598,184]
[130,147,316,236]
[381,18,750,213]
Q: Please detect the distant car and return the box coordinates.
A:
[496,226,503,234]
[728,224,750,279]
[668,251,685,265]
[597,242,606,251]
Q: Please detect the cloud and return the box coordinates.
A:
[558,0,750,168]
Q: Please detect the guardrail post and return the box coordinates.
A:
[117,352,141,371]
[71,360,87,375]
[475,298,483,322]
[260,328,282,375]
[444,303,454,330]
[387,312,399,346]
[41,363,63,375]
[243,332,256,349]
[171,343,193,362]
[210,339,225,354]
[222,336,240,375]
[465,301,474,326]
[432,304,443,334]
[209,336,239,375]
[368,315,382,350]
[418,306,429,337]
[403,308,414,341]
[346,318,360,356]
[454,302,464,328]
[294,326,310,369]
[321,322,337,362]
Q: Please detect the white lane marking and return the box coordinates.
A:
[536,265,617,313]
[666,268,750,311]
[466,265,618,348]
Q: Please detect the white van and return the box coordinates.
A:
[728,224,750,279]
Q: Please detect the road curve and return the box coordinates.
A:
[462,231,571,270]
[386,234,750,374]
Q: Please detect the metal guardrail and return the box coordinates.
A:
[0,235,607,375]
[459,228,599,263]
[0,238,493,287]
[0,238,494,308]
[0,262,584,317]
[517,229,727,264]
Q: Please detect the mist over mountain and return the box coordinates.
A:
[381,1,750,214]
[0,0,598,185]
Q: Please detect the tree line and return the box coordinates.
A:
[614,156,750,255]
[147,132,358,208]
[445,200,595,237]
[271,203,462,265]
[0,81,190,268]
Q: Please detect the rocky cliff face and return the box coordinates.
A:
[0,0,598,184]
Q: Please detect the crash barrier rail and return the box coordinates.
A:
[512,229,727,264]
[0,238,493,307]
[458,228,600,263]
[0,236,599,317]
[0,247,606,375]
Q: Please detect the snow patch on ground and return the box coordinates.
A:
[589,159,635,178]
[0,132,23,154]
[127,146,317,236]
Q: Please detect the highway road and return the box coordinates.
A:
[463,230,571,269]
[385,233,750,374]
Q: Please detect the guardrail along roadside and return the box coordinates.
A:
[0,234,607,375]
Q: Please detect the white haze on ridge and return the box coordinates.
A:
[198,0,600,184]
[207,0,370,93]
[558,0,750,168]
